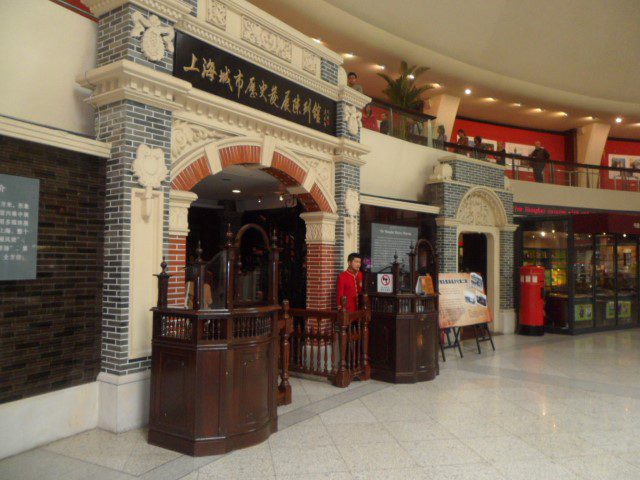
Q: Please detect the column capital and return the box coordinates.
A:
[500,223,519,232]
[300,211,339,244]
[435,216,461,228]
[83,0,192,22]
[169,189,198,236]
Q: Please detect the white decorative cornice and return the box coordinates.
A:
[169,190,198,236]
[438,154,508,172]
[435,217,461,228]
[501,223,519,232]
[429,163,452,181]
[360,194,440,215]
[77,60,192,111]
[425,178,511,194]
[83,0,192,22]
[131,11,175,62]
[0,116,111,159]
[302,50,319,75]
[218,0,343,65]
[337,86,371,109]
[241,16,292,63]
[299,212,339,245]
[175,15,338,100]
[206,0,227,29]
[333,137,370,166]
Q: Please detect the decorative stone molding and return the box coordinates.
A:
[337,86,371,109]
[171,119,224,160]
[306,157,333,195]
[343,104,362,137]
[206,0,227,29]
[439,154,508,171]
[429,163,453,181]
[455,187,508,227]
[241,16,292,63]
[302,49,318,75]
[500,223,519,232]
[133,143,168,221]
[360,194,440,215]
[435,217,461,228]
[333,138,370,166]
[133,144,168,189]
[77,60,192,111]
[344,188,359,218]
[169,190,198,236]
[132,11,175,62]
[504,176,512,191]
[83,0,193,22]
[300,212,339,245]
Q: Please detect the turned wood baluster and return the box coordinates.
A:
[334,296,351,388]
[392,252,401,294]
[361,293,372,379]
[155,258,169,309]
[193,242,205,311]
[278,300,292,405]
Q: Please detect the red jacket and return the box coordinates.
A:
[336,270,362,311]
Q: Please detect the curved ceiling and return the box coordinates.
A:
[249,0,640,138]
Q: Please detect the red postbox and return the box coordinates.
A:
[519,265,545,335]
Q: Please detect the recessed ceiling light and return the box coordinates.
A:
[344,52,355,58]
[558,112,568,116]
[408,74,415,80]
[616,117,623,123]
[486,97,496,102]
[378,64,386,70]
[464,88,472,95]
[313,38,322,44]
[232,189,241,194]
[534,108,543,112]
[513,103,522,107]
[431,83,442,88]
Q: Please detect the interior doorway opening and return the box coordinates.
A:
[186,165,307,308]
[458,233,488,294]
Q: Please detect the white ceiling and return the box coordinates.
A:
[191,165,282,201]
[248,0,640,138]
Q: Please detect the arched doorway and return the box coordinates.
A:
[169,136,338,310]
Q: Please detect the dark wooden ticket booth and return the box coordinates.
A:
[366,239,440,383]
[148,224,286,456]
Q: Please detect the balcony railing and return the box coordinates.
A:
[432,141,640,193]
[365,98,436,142]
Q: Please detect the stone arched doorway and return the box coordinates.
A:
[168,136,338,310]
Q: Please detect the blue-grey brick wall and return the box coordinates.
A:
[334,162,360,277]
[446,158,505,189]
[437,226,458,273]
[96,4,173,74]
[95,100,172,375]
[320,59,339,85]
[500,231,514,309]
[336,102,359,142]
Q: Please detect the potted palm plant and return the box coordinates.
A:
[377,61,432,138]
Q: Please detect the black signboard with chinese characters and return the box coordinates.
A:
[173,32,336,136]
[0,174,39,281]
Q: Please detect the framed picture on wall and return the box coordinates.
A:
[505,142,535,171]
[608,154,640,179]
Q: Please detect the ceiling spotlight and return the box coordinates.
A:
[344,52,355,58]
[616,117,623,123]
[541,231,546,237]
[431,83,442,88]
[257,195,263,204]
[464,88,472,95]
[232,189,241,194]
[312,38,322,44]
[533,108,543,113]
[378,64,386,70]
[513,103,522,107]
[408,74,415,80]
[559,112,568,116]
[486,97,496,102]
[623,233,627,238]
[279,193,284,201]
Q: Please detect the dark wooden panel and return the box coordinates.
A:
[155,349,191,433]
[194,347,224,438]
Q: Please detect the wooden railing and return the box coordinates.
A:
[282,295,371,388]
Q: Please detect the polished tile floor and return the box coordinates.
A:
[4,330,640,479]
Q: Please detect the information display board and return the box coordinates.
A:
[438,272,492,328]
[0,174,39,280]
[370,223,418,272]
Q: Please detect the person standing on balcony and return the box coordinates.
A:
[361,104,379,131]
[379,112,389,135]
[496,141,506,165]
[529,141,550,182]
[456,128,469,154]
[473,136,486,160]
[347,72,363,92]
[336,253,363,312]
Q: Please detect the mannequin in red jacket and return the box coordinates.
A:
[336,252,362,312]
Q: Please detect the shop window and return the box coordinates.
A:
[573,234,594,330]
[617,237,638,326]
[595,235,616,328]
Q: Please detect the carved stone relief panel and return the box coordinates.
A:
[241,16,292,63]
[206,0,227,29]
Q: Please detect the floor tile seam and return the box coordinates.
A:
[35,446,139,478]
[455,362,640,399]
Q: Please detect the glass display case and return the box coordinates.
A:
[517,214,640,334]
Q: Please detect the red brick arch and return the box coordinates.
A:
[171,144,334,213]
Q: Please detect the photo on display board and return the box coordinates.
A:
[607,154,640,179]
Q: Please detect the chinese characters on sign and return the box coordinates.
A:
[0,174,39,281]
[173,32,336,136]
